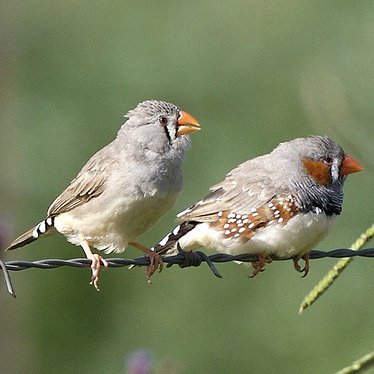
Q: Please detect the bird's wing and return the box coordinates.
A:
[47,149,116,216]
[177,157,286,222]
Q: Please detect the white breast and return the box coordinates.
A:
[54,191,180,254]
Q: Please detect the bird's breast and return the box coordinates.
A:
[54,190,180,254]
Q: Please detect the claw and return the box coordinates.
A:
[80,240,108,291]
[293,253,310,277]
[129,241,163,281]
[88,254,108,291]
[145,249,163,279]
[249,254,272,278]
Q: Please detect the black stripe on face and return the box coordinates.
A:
[163,124,171,143]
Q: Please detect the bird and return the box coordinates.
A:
[151,136,363,277]
[6,100,201,290]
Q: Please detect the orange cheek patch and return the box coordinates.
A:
[302,159,332,185]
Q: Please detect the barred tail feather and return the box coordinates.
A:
[6,217,55,251]
[152,221,198,255]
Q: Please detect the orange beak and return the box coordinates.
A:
[177,111,201,135]
[340,155,364,175]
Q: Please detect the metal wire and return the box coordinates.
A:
[1,247,373,298]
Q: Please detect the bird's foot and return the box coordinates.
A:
[80,240,108,291]
[292,253,310,277]
[145,250,163,283]
[249,254,272,278]
[88,254,109,291]
[129,241,163,282]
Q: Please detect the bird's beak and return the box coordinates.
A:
[340,155,364,175]
[177,111,201,135]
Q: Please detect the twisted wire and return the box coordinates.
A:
[1,247,373,298]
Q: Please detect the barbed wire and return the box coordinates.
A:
[1,247,374,298]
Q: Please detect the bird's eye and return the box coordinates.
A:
[323,157,333,165]
[159,116,168,125]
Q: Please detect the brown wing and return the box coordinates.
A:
[47,150,116,216]
[210,194,300,242]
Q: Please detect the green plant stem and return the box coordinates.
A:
[335,351,374,374]
[299,223,374,313]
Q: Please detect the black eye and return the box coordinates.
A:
[159,116,168,125]
[323,157,333,165]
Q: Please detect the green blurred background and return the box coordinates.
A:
[1,1,373,373]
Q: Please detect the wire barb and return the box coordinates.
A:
[1,247,374,298]
[165,243,223,278]
[0,260,16,298]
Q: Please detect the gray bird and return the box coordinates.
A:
[152,136,363,276]
[6,100,201,289]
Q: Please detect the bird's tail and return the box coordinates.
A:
[152,221,198,255]
[6,217,55,251]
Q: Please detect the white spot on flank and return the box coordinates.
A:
[233,233,240,238]
[218,211,223,217]
[46,217,53,226]
[242,215,248,219]
[237,223,244,227]
[228,219,236,224]
[274,210,280,215]
[248,223,255,229]
[173,225,181,235]
[250,208,257,213]
[224,230,231,236]
[231,228,237,233]
[235,214,241,219]
[223,223,230,229]
[236,219,242,224]
[239,227,246,233]
[227,212,236,219]
[242,219,249,224]
[278,217,284,223]
[252,212,259,217]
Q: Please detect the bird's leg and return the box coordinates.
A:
[292,253,310,277]
[129,241,163,279]
[249,254,272,278]
[80,239,108,291]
